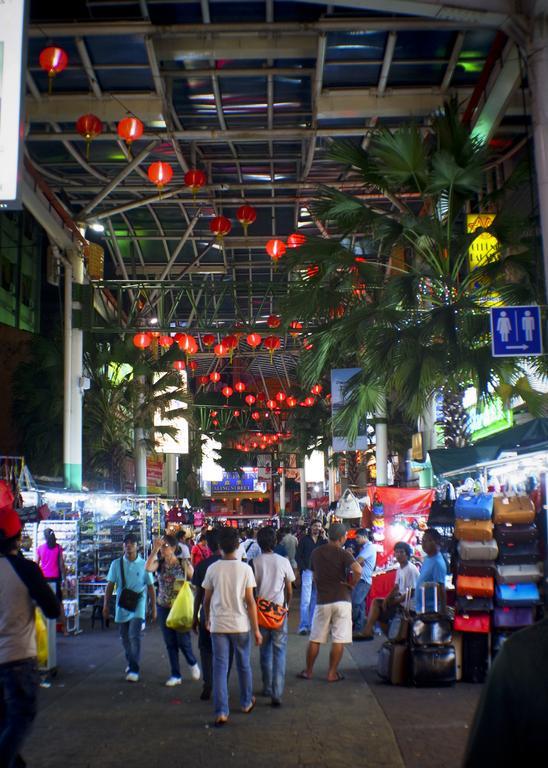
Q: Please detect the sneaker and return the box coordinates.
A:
[165,676,182,687]
[298,629,309,636]
[125,672,139,683]
[189,663,201,681]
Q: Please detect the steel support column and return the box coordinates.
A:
[68,248,84,490]
[375,396,388,487]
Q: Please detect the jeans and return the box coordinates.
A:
[351,580,371,632]
[0,658,39,768]
[299,569,317,632]
[211,632,253,718]
[157,605,197,678]
[259,620,288,701]
[199,614,233,693]
[119,617,142,673]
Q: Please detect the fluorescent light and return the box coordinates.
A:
[89,222,105,233]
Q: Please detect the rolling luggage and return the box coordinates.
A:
[495,583,540,607]
[415,582,445,615]
[455,493,493,521]
[494,523,538,545]
[493,606,535,629]
[458,540,498,561]
[387,613,410,644]
[377,642,409,685]
[457,560,497,578]
[462,633,489,683]
[456,575,494,598]
[410,645,456,687]
[411,615,452,646]
[453,631,463,681]
[454,519,493,541]
[493,496,535,525]
[495,564,543,584]
[497,540,539,564]
[453,612,490,634]
[456,596,494,613]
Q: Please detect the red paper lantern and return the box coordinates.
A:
[236,205,257,236]
[257,392,266,403]
[198,375,209,386]
[212,419,219,427]
[222,386,233,399]
[289,321,303,337]
[275,391,286,402]
[75,114,103,159]
[158,335,174,348]
[133,332,151,349]
[263,335,281,358]
[177,333,198,354]
[117,116,144,147]
[210,372,221,383]
[39,46,68,93]
[303,396,315,407]
[234,410,241,417]
[246,333,262,349]
[223,335,238,350]
[251,411,261,421]
[210,216,232,239]
[251,441,259,448]
[184,169,207,196]
[287,232,307,248]
[266,399,276,410]
[267,314,281,329]
[306,265,319,280]
[245,394,256,406]
[266,239,286,262]
[260,443,267,450]
[286,396,297,408]
[210,411,218,418]
[173,360,186,371]
[235,381,246,393]
[311,384,323,396]
[214,343,229,357]
[147,161,173,191]
[202,334,216,347]
[189,360,198,371]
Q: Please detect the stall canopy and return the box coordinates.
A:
[428,418,548,477]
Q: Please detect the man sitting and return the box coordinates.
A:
[356,542,419,641]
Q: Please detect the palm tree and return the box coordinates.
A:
[282,100,547,447]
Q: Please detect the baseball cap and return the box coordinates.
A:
[0,505,22,539]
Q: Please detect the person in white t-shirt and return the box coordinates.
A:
[202,527,262,727]
[356,542,419,641]
[253,527,295,707]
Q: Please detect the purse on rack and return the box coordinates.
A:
[117,557,142,612]
[336,489,362,519]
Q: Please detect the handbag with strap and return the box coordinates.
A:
[256,597,288,630]
[117,557,142,612]
[454,519,493,542]
[336,489,362,519]
[493,495,535,525]
[455,493,494,521]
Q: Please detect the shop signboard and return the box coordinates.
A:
[147,457,165,494]
[257,454,272,484]
[467,398,513,442]
[467,213,498,271]
[211,471,256,494]
[0,0,26,208]
[330,368,368,451]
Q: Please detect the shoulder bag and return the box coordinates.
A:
[117,557,142,612]
[256,596,288,630]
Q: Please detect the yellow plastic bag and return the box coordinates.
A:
[35,609,48,667]
[166,581,193,632]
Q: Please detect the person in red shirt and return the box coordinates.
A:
[191,537,212,568]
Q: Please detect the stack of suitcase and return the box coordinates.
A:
[453,492,496,683]
[492,495,542,652]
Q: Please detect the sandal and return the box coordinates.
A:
[297,670,312,680]
[241,696,256,714]
[214,716,228,727]
[327,672,345,683]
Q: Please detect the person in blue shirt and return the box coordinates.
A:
[351,528,377,637]
[103,533,156,683]
[415,528,447,593]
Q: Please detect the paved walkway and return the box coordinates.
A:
[24,613,405,768]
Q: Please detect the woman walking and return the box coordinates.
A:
[146,535,201,686]
[36,528,68,635]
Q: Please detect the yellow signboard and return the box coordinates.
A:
[467,213,498,271]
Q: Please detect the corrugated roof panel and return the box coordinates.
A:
[393,30,454,60]
[387,63,447,87]
[324,63,381,87]
[96,68,154,92]
[326,31,387,61]
[85,35,149,66]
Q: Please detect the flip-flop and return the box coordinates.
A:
[241,696,256,714]
[327,672,345,683]
[297,671,312,680]
[214,717,228,727]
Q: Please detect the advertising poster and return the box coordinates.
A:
[0,0,26,207]
[147,457,165,494]
[257,454,272,484]
[330,368,368,451]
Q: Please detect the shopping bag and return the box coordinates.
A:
[166,582,193,632]
[35,609,48,667]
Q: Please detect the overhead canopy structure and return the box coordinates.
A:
[428,418,548,477]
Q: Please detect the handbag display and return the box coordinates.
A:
[457,539,498,561]
[256,597,288,630]
[456,575,494,598]
[117,557,142,612]
[493,606,535,629]
[497,540,539,559]
[494,523,538,545]
[457,560,497,578]
[495,564,543,584]
[493,495,535,525]
[453,612,490,633]
[455,493,494,521]
[336,489,362,519]
[495,583,540,607]
[456,596,494,613]
[411,614,453,646]
[454,519,493,542]
[428,500,455,528]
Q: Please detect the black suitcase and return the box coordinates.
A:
[494,524,538,545]
[497,541,539,564]
[411,614,452,647]
[456,596,494,613]
[428,500,455,528]
[457,561,497,578]
[410,645,456,687]
[462,633,489,683]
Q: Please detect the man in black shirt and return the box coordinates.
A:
[296,520,327,635]
[192,530,223,700]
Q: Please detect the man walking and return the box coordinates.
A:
[351,528,377,638]
[281,527,299,570]
[0,484,60,768]
[103,533,156,683]
[298,523,361,682]
[296,520,326,635]
[202,527,262,727]
[253,526,295,706]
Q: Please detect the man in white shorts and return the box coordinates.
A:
[298,523,362,682]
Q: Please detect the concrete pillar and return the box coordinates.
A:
[279,462,286,516]
[165,454,178,498]
[135,375,147,496]
[327,447,336,503]
[68,248,84,490]
[300,468,307,517]
[61,253,72,488]
[530,7,548,303]
[419,396,438,454]
[375,396,388,486]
